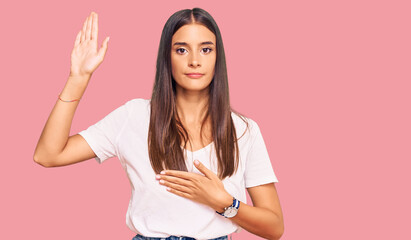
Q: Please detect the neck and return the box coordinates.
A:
[175,86,210,125]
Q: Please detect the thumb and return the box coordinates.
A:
[98,36,110,59]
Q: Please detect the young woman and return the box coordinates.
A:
[34,8,284,240]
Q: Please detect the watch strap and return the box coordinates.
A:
[216,197,234,216]
[216,197,240,218]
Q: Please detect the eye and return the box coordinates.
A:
[202,47,213,54]
[176,48,187,54]
[175,47,213,54]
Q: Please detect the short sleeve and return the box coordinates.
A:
[78,100,132,164]
[244,120,279,188]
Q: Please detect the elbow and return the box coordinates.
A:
[270,231,284,240]
[269,213,284,240]
[33,154,55,168]
[268,228,284,240]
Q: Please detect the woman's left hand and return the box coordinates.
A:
[156,159,233,212]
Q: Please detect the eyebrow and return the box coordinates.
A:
[173,41,215,46]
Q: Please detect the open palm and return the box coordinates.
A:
[70,11,109,77]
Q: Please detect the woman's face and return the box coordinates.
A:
[171,23,216,93]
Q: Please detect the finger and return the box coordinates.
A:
[159,175,192,187]
[74,30,81,46]
[91,12,98,41]
[85,13,92,40]
[166,186,193,199]
[81,16,88,43]
[159,179,192,194]
[193,160,215,179]
[97,36,110,59]
[161,170,200,181]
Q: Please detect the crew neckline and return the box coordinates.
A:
[181,141,214,154]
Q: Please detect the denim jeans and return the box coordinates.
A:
[132,234,229,240]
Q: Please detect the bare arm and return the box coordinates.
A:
[217,183,284,240]
[33,11,109,167]
[33,75,90,167]
[158,161,284,239]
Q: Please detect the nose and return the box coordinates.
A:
[188,52,201,67]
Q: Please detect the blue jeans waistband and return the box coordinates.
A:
[132,234,228,240]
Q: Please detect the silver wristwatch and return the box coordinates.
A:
[216,197,240,218]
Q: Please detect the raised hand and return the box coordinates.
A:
[70,11,110,78]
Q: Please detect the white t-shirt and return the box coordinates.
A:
[78,98,278,239]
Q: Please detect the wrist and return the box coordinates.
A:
[68,74,91,85]
[69,71,92,79]
[216,194,234,213]
[61,76,89,101]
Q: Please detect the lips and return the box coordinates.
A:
[186,73,204,76]
[185,73,204,78]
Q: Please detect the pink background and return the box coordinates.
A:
[1,0,410,239]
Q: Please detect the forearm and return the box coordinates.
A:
[33,74,90,165]
[216,198,283,240]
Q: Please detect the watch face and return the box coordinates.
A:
[224,206,238,218]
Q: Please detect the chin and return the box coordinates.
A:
[177,82,211,92]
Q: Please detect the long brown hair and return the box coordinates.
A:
[148,7,249,180]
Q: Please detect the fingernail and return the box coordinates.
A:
[194,159,199,165]
[160,171,166,174]
[155,175,160,179]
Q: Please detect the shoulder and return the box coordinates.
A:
[231,111,260,141]
[126,97,151,107]
[105,98,150,123]
[123,98,151,113]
